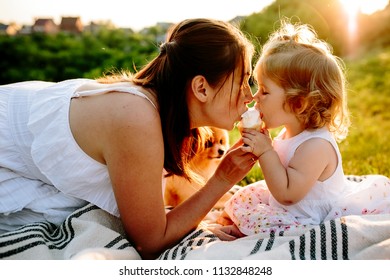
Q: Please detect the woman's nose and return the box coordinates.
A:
[244,87,254,103]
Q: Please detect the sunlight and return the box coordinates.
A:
[339,0,388,56]
[340,0,389,14]
[340,0,388,33]
[340,0,360,34]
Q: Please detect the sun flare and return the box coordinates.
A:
[340,0,360,34]
[340,0,388,15]
[339,0,388,53]
[340,0,388,31]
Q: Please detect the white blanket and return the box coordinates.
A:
[1,203,389,260]
[1,176,389,260]
[159,213,390,260]
[0,204,140,260]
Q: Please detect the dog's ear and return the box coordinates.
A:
[191,75,210,103]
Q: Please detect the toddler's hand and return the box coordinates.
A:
[241,128,273,158]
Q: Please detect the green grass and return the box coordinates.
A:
[233,47,390,186]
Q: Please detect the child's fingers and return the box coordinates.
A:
[261,128,270,135]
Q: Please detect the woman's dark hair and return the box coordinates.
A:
[109,18,254,181]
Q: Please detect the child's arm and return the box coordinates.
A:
[242,130,337,205]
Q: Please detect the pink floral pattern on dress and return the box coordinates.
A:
[225,175,390,236]
[224,182,303,235]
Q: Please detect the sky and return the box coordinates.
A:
[0,0,275,30]
[1,0,387,31]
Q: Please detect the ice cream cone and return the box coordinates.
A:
[237,107,262,133]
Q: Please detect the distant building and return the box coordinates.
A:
[32,18,58,34]
[18,25,32,35]
[84,20,117,34]
[60,17,83,33]
[0,23,19,35]
[84,21,100,33]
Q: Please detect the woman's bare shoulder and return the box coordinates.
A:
[100,91,162,149]
[111,91,158,123]
[70,91,161,164]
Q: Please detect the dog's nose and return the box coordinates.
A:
[218,149,225,156]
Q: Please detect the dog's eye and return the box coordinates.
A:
[220,139,224,144]
[205,140,213,148]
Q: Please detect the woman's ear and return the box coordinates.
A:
[191,75,209,103]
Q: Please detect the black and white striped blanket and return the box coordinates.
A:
[159,214,390,260]
[0,204,140,260]
[1,176,389,260]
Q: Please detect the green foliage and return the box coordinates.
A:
[0,29,159,83]
[340,48,390,176]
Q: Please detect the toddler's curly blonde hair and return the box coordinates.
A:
[255,20,350,141]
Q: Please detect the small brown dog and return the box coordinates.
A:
[164,127,232,209]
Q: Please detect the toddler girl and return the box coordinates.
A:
[219,21,390,236]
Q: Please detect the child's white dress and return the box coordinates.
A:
[224,127,390,235]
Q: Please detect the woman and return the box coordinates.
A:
[0,18,256,259]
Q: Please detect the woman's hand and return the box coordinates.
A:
[212,139,258,186]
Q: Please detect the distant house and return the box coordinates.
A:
[0,23,19,35]
[84,20,116,34]
[60,17,83,33]
[84,21,102,34]
[18,25,32,35]
[32,18,58,34]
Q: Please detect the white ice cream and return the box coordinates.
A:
[238,107,262,131]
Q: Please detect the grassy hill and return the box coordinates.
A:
[340,48,390,176]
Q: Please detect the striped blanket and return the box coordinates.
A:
[159,214,390,260]
[1,176,389,260]
[0,204,140,260]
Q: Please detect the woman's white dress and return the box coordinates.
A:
[0,79,158,233]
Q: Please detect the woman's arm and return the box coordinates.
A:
[102,94,255,259]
